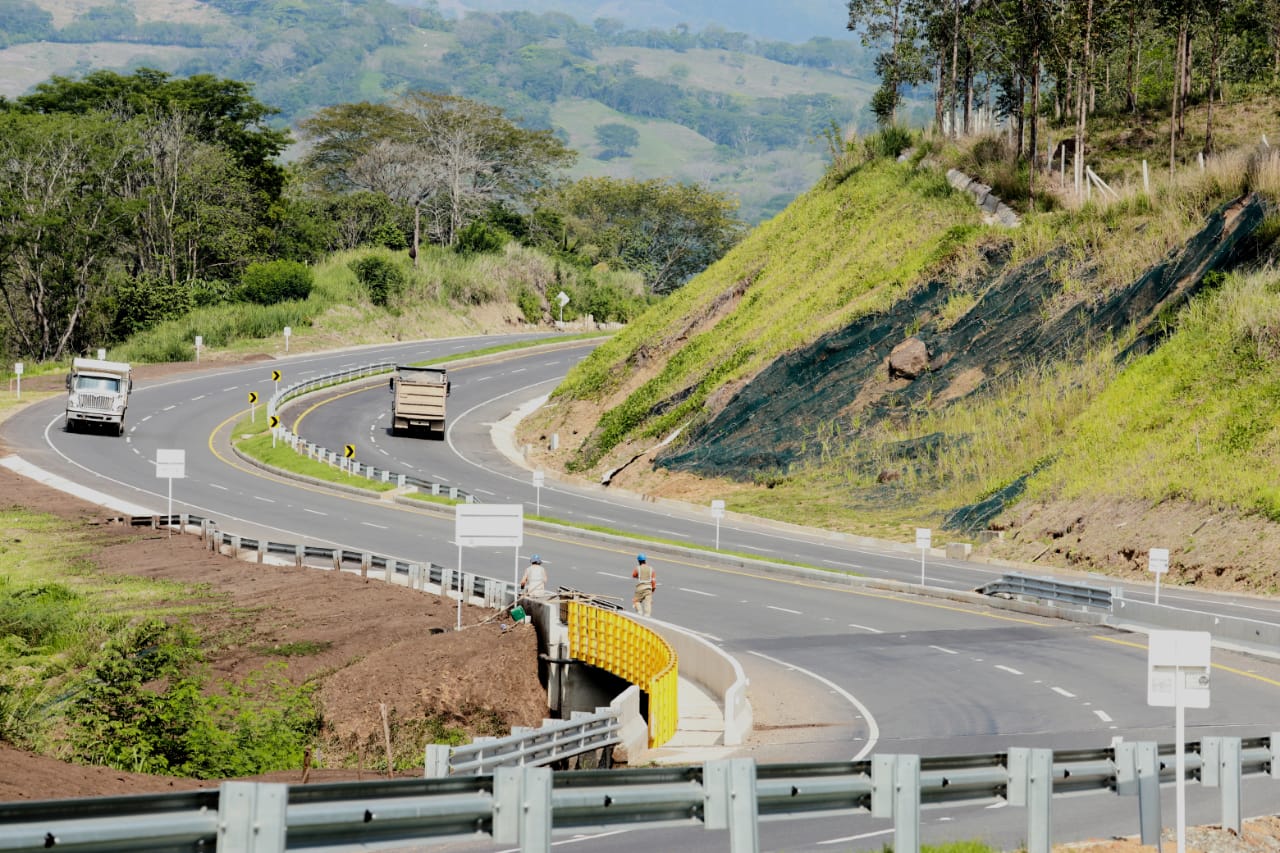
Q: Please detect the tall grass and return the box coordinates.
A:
[1027,268,1280,520]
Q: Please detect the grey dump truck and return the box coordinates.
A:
[389,365,450,437]
[65,357,133,435]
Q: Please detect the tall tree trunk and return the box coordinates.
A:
[1205,3,1221,155]
[1029,43,1041,208]
[1170,19,1187,175]
[950,0,961,139]
[1016,71,1026,158]
[935,55,946,134]
[964,48,974,135]
[1074,0,1093,199]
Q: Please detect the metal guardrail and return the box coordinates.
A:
[2,736,1276,853]
[425,706,621,777]
[265,361,478,502]
[975,572,1113,609]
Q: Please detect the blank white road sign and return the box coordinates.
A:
[1149,547,1169,575]
[1147,630,1211,709]
[455,504,523,547]
[156,449,186,479]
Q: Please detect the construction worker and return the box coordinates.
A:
[520,554,548,598]
[632,553,655,616]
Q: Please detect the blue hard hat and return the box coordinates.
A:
[636,553,646,562]
[530,554,542,564]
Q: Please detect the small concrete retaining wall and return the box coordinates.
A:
[946,168,1022,227]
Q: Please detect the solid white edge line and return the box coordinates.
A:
[818,828,894,845]
[748,649,879,760]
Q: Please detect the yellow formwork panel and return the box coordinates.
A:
[567,602,679,747]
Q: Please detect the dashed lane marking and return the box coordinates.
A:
[1094,710,1113,723]
[767,605,802,615]
[1052,687,1076,698]
[679,587,716,597]
[930,645,959,655]
[995,665,1024,676]
[848,623,882,633]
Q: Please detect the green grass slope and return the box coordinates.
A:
[546,155,986,473]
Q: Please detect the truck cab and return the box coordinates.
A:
[65,358,133,436]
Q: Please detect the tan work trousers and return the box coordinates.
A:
[633,584,653,616]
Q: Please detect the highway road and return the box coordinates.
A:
[4,333,1280,850]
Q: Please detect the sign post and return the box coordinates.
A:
[97,348,106,360]
[269,415,280,448]
[248,391,258,422]
[155,449,186,539]
[13,362,22,400]
[916,528,932,585]
[1149,547,1169,605]
[283,326,292,353]
[194,335,203,363]
[711,499,726,550]
[556,291,569,325]
[532,470,544,516]
[1148,630,1212,853]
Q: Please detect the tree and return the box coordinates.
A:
[594,122,640,159]
[847,0,931,125]
[0,112,133,360]
[548,177,744,295]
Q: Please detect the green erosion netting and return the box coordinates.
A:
[658,195,1270,506]
[942,472,1033,533]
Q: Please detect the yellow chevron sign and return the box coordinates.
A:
[344,444,355,459]
[271,370,281,382]
[248,391,258,404]
[269,415,279,429]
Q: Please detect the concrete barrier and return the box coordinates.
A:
[637,616,753,746]
[1110,594,1280,651]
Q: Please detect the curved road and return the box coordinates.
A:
[4,334,1279,850]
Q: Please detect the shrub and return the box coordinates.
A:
[238,260,313,305]
[865,126,915,160]
[110,273,194,339]
[515,285,543,324]
[348,255,407,307]
[455,221,510,255]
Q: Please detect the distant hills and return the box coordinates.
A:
[0,0,922,222]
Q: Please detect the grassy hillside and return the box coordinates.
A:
[521,128,1280,565]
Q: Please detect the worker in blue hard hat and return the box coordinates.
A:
[520,554,548,598]
[632,553,655,616]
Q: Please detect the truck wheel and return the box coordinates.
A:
[65,419,76,434]
[117,420,126,437]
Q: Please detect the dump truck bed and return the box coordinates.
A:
[391,366,448,437]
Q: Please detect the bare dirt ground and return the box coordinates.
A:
[0,357,547,801]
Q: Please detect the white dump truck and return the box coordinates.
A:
[65,357,133,435]
[389,365,450,437]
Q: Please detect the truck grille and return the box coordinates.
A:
[79,394,115,410]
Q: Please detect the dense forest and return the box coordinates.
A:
[0,70,742,362]
[849,0,1280,201]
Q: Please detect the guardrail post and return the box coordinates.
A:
[432,483,441,496]
[1272,732,1280,779]
[1115,741,1138,796]
[218,781,287,852]
[230,535,240,559]
[381,470,390,483]
[361,552,370,579]
[202,518,213,544]
[1220,737,1242,833]
[871,755,919,853]
[397,474,406,488]
[704,758,759,853]
[1136,741,1162,847]
[492,766,551,851]
[179,513,188,533]
[1006,745,1049,851]
[257,540,266,564]
[332,550,342,572]
[295,544,304,568]
[449,486,459,500]
[424,744,451,778]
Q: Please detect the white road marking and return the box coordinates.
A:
[208,483,228,491]
[818,828,895,845]
[657,529,683,537]
[986,801,1009,809]
[823,559,846,566]
[679,587,716,597]
[749,650,879,762]
[587,515,612,522]
[379,449,389,456]
[253,495,274,503]
[476,375,491,382]
[191,395,205,401]
[162,405,176,412]
[1052,687,1076,698]
[596,571,631,580]
[930,645,959,655]
[848,623,882,633]
[995,665,1023,675]
[544,361,560,366]
[140,415,152,423]
[475,489,495,496]
[1094,710,1113,723]
[512,367,527,374]
[222,386,238,392]
[304,508,327,516]
[362,522,388,530]
[767,605,802,615]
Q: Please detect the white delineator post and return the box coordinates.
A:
[14,362,22,400]
[556,291,569,325]
[194,335,203,363]
[1148,630,1212,853]
[532,470,544,516]
[711,499,726,550]
[916,528,931,585]
[1149,547,1169,605]
[283,326,292,353]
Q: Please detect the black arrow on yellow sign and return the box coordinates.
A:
[271,370,281,382]
[247,391,258,404]
[269,415,279,429]
[344,444,355,459]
